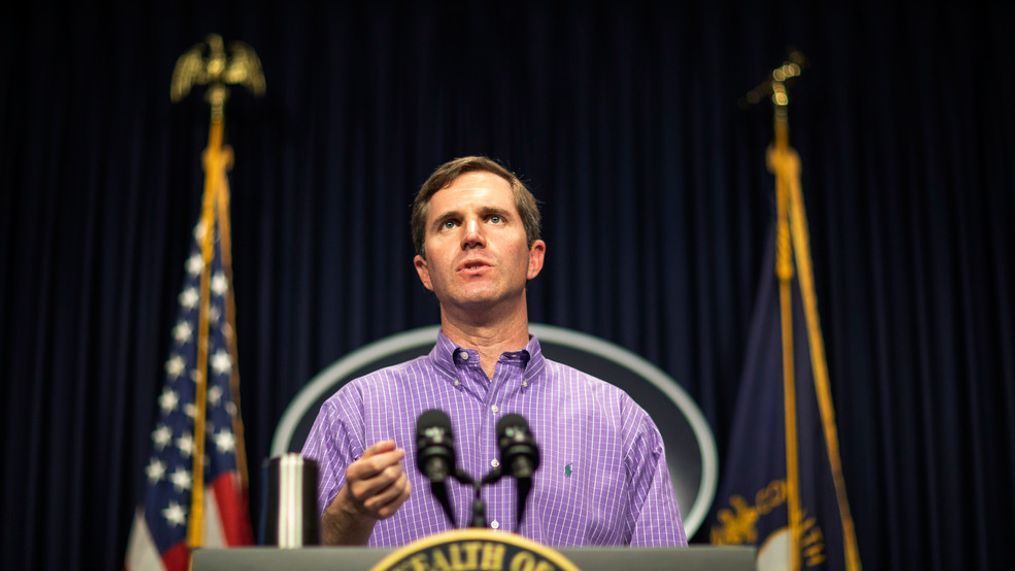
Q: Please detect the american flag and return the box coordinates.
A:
[125,213,253,570]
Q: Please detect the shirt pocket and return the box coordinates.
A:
[531,443,627,544]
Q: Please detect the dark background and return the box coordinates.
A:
[2,0,1013,569]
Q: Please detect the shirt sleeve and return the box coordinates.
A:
[300,386,366,516]
[624,406,688,546]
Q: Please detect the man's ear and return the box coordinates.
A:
[414,254,434,291]
[526,240,546,280]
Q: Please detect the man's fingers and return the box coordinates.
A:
[363,471,410,511]
[343,440,409,513]
[361,440,397,459]
[348,463,405,502]
[347,449,405,481]
[375,478,412,519]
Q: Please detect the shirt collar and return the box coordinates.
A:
[518,334,546,380]
[428,329,547,384]
[428,331,462,381]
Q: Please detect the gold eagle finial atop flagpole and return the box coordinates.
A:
[171,33,265,118]
[740,51,806,107]
[170,33,262,550]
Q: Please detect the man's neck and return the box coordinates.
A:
[439,299,530,379]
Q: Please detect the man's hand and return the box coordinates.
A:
[321,440,412,545]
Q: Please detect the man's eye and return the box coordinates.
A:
[441,220,458,229]
[489,215,503,224]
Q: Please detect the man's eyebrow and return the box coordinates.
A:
[431,209,462,227]
[478,206,511,218]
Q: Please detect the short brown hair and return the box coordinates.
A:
[411,156,541,257]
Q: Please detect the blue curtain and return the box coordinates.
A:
[1,0,1012,569]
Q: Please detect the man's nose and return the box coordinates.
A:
[462,217,485,249]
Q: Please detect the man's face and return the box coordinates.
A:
[413,171,545,312]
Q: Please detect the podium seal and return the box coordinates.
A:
[371,529,579,571]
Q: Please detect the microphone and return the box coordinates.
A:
[496,414,540,529]
[416,409,456,481]
[497,414,540,478]
[415,409,457,527]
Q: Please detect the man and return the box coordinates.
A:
[301,156,686,547]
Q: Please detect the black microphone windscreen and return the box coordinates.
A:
[496,413,528,435]
[418,409,452,432]
[413,409,457,527]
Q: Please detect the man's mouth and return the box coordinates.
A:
[459,260,492,273]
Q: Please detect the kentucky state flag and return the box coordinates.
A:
[711,227,861,571]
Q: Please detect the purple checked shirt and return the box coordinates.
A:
[301,332,687,547]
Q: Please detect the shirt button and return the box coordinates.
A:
[491,520,500,529]
[459,351,470,361]
[490,458,500,468]
[491,404,499,414]
[453,379,461,386]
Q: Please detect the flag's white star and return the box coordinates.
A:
[177,432,194,457]
[158,389,178,414]
[193,221,207,242]
[163,502,186,527]
[208,385,223,406]
[211,350,231,376]
[172,321,193,344]
[213,429,236,453]
[145,458,166,483]
[211,272,228,296]
[169,467,192,492]
[165,355,185,379]
[186,253,204,276]
[183,403,197,419]
[190,369,201,384]
[208,306,221,324]
[178,287,199,310]
[226,402,237,417]
[152,425,172,450]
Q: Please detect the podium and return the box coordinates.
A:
[193,545,755,571]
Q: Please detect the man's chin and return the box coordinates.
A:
[455,293,501,308]
[441,288,510,311]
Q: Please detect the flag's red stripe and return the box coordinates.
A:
[211,471,254,545]
[161,543,189,571]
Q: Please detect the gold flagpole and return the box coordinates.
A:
[188,113,222,548]
[762,53,863,571]
[766,61,804,571]
[214,148,251,490]
[781,116,864,571]
[170,34,264,550]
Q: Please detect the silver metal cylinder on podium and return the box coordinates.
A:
[262,454,320,547]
